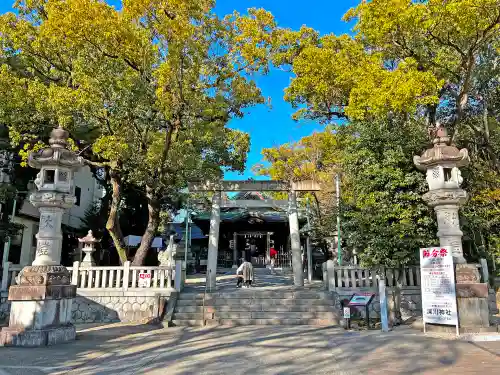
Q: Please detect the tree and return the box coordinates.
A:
[255,127,348,239]
[245,0,499,135]
[339,119,437,268]
[254,0,500,267]
[257,119,437,267]
[0,1,272,265]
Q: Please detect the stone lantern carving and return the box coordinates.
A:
[413,127,469,264]
[0,127,84,347]
[79,230,99,267]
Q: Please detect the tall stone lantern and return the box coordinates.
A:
[0,127,85,347]
[413,127,469,264]
[414,126,490,329]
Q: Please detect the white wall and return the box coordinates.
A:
[18,165,104,229]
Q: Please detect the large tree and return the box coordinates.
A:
[0,1,271,265]
[255,0,500,265]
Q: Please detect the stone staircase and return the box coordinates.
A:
[171,288,342,326]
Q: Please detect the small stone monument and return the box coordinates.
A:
[79,230,99,267]
[414,126,490,329]
[0,127,84,347]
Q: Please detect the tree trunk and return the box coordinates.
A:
[132,186,161,266]
[105,170,128,265]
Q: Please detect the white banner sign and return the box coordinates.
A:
[420,247,458,326]
[138,272,152,288]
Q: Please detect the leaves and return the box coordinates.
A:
[0,0,271,264]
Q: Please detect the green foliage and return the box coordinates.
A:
[339,120,437,268]
[256,0,499,269]
[0,0,272,264]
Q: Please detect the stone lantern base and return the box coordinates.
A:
[0,265,76,347]
[455,264,491,329]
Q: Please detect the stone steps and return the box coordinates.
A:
[171,319,218,327]
[211,311,339,319]
[213,298,334,306]
[174,304,335,313]
[217,318,338,326]
[177,291,330,300]
[171,287,342,327]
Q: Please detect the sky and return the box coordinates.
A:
[0,0,360,180]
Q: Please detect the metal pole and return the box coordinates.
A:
[2,196,17,267]
[336,173,342,266]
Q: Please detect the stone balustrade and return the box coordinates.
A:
[323,265,421,290]
[322,262,498,320]
[1,261,176,292]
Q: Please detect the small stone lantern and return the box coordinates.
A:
[79,230,99,267]
[413,127,469,264]
[0,127,84,347]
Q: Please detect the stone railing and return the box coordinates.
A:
[1,261,176,292]
[323,265,421,291]
[71,261,175,290]
[322,261,497,319]
[1,263,23,292]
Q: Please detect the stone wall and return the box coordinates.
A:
[0,292,9,325]
[0,290,173,325]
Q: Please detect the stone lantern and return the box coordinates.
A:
[0,127,84,347]
[414,126,490,329]
[413,127,469,264]
[79,230,99,267]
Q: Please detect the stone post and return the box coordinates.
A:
[289,190,304,286]
[232,232,238,268]
[306,235,313,283]
[0,127,84,347]
[266,232,271,266]
[207,190,221,290]
[414,126,490,329]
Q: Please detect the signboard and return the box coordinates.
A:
[343,307,351,319]
[138,272,151,288]
[348,293,375,307]
[420,247,458,328]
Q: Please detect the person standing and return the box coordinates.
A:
[269,246,277,274]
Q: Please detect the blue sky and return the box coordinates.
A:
[0,0,359,179]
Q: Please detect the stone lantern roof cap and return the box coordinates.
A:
[28,127,84,170]
[78,230,100,245]
[413,127,469,171]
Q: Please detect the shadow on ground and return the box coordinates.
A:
[1,323,499,375]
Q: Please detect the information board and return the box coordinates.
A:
[138,272,152,288]
[348,293,375,307]
[420,247,458,327]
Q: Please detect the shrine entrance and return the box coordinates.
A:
[188,180,320,289]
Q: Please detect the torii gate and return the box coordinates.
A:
[188,180,321,288]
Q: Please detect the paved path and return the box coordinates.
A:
[184,267,323,292]
[0,324,498,374]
